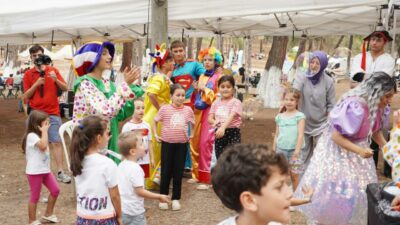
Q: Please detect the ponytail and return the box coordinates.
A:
[69,116,107,176]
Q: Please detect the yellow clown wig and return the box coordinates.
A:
[198,47,223,65]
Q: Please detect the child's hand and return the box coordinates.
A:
[116,217,122,225]
[158,194,171,203]
[155,135,163,143]
[150,156,155,169]
[301,185,314,200]
[394,110,400,127]
[215,127,225,139]
[39,120,50,133]
[212,120,220,127]
[292,151,300,161]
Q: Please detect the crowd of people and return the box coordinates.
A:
[19,29,400,225]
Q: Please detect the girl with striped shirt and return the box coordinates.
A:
[153,84,195,211]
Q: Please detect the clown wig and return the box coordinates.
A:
[198,47,223,65]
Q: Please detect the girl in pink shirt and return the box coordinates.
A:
[208,75,242,159]
[153,84,195,211]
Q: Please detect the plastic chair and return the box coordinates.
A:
[58,120,75,172]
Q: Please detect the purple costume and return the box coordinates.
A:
[294,96,390,225]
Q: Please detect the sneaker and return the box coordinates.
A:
[42,214,59,223]
[40,197,48,203]
[28,220,41,225]
[57,171,71,184]
[196,184,210,190]
[187,178,198,184]
[159,202,169,210]
[172,200,181,211]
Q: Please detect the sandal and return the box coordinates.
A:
[42,215,59,223]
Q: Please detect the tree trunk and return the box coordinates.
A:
[293,38,307,69]
[265,36,289,70]
[307,38,313,51]
[260,39,263,53]
[196,37,203,56]
[347,35,354,74]
[334,35,345,49]
[150,0,168,50]
[187,37,193,59]
[120,42,133,72]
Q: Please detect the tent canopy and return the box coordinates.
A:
[0,0,394,45]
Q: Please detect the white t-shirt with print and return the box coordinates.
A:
[118,160,145,216]
[25,133,50,174]
[217,216,282,225]
[121,121,152,165]
[75,153,118,219]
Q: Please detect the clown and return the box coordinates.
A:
[143,43,175,188]
[72,41,144,163]
[383,110,400,186]
[193,47,224,189]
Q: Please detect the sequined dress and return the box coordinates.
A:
[294,96,389,225]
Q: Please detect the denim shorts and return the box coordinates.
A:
[276,147,304,174]
[122,213,146,225]
[276,147,295,162]
[48,115,62,143]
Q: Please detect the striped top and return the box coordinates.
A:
[210,97,242,128]
[154,104,195,143]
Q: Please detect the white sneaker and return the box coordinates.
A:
[42,214,59,223]
[159,202,169,210]
[57,171,71,184]
[40,197,48,203]
[196,184,210,190]
[187,178,198,184]
[172,200,181,211]
[28,220,41,225]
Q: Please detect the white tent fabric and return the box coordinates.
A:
[0,0,393,45]
[53,45,75,60]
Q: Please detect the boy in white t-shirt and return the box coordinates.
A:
[122,98,153,178]
[118,131,170,225]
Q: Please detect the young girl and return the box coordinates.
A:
[70,116,122,225]
[23,110,60,225]
[122,98,153,179]
[273,88,305,191]
[117,131,170,225]
[153,84,195,211]
[208,75,242,159]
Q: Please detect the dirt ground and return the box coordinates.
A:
[0,79,395,225]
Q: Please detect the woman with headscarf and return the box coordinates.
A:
[191,47,224,189]
[294,72,395,225]
[292,51,335,170]
[72,41,144,163]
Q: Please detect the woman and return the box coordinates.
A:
[192,47,224,189]
[144,43,174,188]
[72,41,144,163]
[294,72,395,225]
[292,51,335,170]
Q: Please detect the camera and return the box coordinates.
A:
[34,54,52,68]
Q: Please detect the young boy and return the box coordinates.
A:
[122,98,153,178]
[212,144,312,225]
[117,131,170,225]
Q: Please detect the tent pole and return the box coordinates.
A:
[5,43,9,64]
[392,11,397,57]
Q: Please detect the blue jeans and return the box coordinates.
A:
[122,213,146,225]
[276,147,294,162]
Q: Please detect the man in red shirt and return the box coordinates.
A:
[23,45,71,183]
[5,74,14,98]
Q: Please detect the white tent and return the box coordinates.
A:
[53,45,75,60]
[0,0,394,45]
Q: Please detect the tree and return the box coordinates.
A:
[293,38,307,68]
[265,36,289,70]
[196,37,203,56]
[187,37,193,59]
[347,35,354,73]
[120,42,133,72]
[334,35,345,49]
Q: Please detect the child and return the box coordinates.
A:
[122,98,153,178]
[212,144,313,225]
[153,84,195,211]
[70,116,122,225]
[117,131,170,225]
[273,88,305,191]
[23,110,60,225]
[208,75,242,159]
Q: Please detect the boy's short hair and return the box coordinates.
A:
[118,131,141,157]
[211,144,289,212]
[29,44,44,55]
[170,40,185,50]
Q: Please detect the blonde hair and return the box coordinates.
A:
[118,131,142,157]
[280,88,301,113]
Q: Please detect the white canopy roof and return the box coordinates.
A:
[0,0,394,45]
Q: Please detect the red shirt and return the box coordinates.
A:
[154,104,195,143]
[5,77,13,87]
[23,66,65,116]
